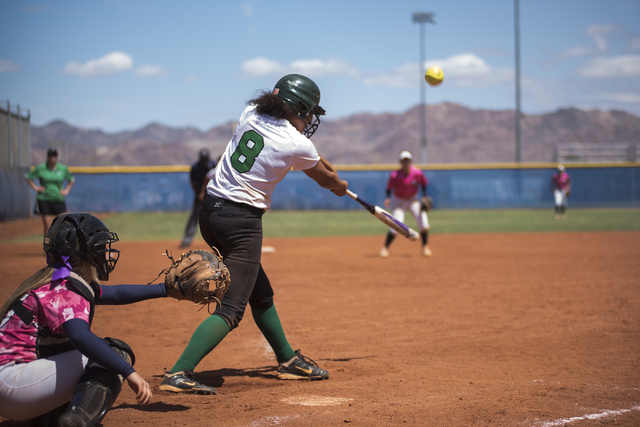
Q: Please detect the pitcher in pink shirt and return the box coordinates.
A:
[379,150,433,257]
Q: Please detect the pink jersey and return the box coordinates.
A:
[551,171,571,190]
[387,166,428,200]
[0,280,92,366]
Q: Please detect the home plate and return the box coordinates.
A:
[281,395,353,406]
[261,246,276,253]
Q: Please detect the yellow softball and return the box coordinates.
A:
[425,66,444,86]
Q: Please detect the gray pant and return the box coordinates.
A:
[180,197,200,247]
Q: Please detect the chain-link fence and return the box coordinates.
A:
[0,100,31,168]
[556,143,639,163]
[0,100,32,221]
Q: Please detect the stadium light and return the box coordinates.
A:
[412,12,436,164]
[514,0,522,163]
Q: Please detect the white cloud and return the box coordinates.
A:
[557,23,621,58]
[580,55,640,78]
[63,51,133,78]
[363,53,513,88]
[242,57,286,77]
[134,65,170,77]
[187,74,200,83]
[364,54,514,88]
[584,24,620,53]
[241,57,358,78]
[426,53,512,87]
[0,59,20,73]
[289,59,359,77]
[242,53,512,89]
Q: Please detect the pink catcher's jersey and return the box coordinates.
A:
[207,105,320,210]
[387,166,428,200]
[0,280,91,366]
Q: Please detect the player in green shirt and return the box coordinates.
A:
[25,148,75,236]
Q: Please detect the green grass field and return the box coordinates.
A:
[12,208,640,243]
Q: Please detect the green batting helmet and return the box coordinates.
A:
[274,74,323,118]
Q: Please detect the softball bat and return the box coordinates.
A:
[346,190,419,241]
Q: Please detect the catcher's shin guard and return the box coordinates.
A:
[58,338,135,427]
[58,367,122,427]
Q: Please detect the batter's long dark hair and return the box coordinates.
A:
[248,91,293,120]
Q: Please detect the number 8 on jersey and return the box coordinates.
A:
[231,130,264,173]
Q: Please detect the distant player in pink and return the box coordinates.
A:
[379,150,432,257]
[551,164,572,219]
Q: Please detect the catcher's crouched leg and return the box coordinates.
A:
[58,338,135,427]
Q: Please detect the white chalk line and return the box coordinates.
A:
[535,405,640,426]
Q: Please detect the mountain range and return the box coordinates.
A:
[30,102,640,166]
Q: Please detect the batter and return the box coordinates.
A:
[160,74,349,394]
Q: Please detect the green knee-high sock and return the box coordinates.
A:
[252,305,295,363]
[171,315,230,373]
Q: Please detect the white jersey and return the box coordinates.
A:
[207,105,320,210]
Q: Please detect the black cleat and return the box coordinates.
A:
[277,350,329,380]
[159,369,216,395]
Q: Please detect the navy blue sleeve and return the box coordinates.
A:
[63,318,135,378]
[421,184,428,197]
[98,283,167,305]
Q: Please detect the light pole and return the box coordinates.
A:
[412,12,435,165]
[514,0,521,163]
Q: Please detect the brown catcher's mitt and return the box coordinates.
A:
[421,196,434,212]
[149,249,230,312]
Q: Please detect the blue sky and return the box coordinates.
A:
[1,0,639,133]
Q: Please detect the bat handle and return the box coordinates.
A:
[346,190,357,200]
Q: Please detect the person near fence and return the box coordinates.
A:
[379,150,432,258]
[25,147,75,236]
[180,149,217,248]
[551,164,572,219]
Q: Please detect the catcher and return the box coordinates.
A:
[0,213,165,426]
[0,213,228,425]
[379,150,433,258]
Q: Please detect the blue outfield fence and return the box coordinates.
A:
[63,164,640,213]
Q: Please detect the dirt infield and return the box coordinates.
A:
[1,223,639,426]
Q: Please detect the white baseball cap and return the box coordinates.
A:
[557,164,565,171]
[399,150,413,161]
